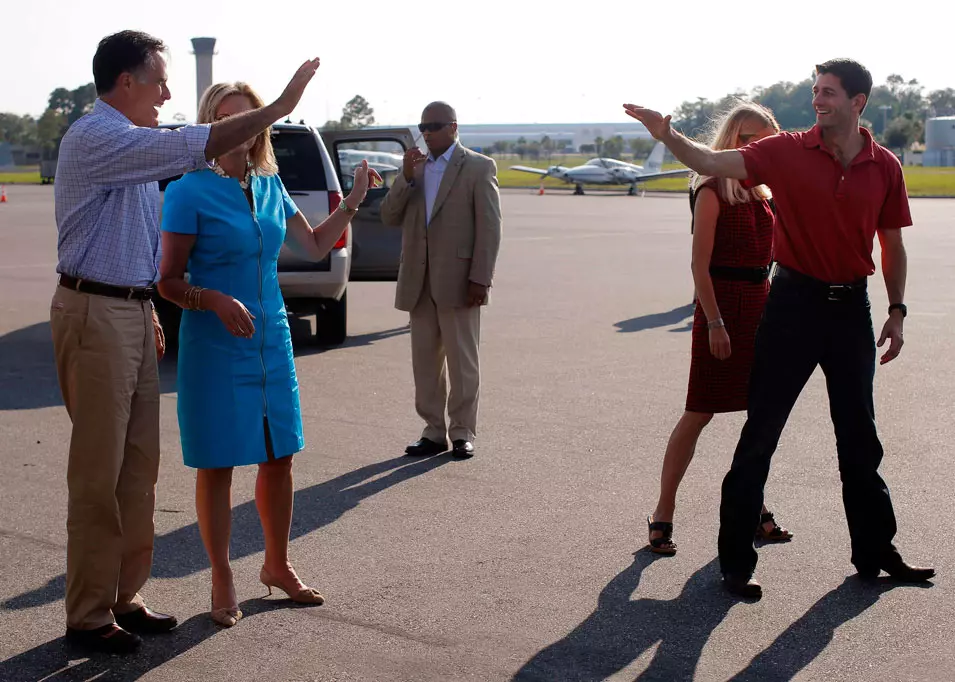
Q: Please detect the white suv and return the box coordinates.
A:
[155,122,414,347]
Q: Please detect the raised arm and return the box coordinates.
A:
[286,161,382,261]
[204,58,320,161]
[380,146,428,226]
[622,104,748,179]
[83,58,322,188]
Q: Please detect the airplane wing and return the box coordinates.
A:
[634,169,693,182]
[509,165,550,176]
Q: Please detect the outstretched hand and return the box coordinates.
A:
[346,160,383,209]
[622,104,672,141]
[275,58,321,117]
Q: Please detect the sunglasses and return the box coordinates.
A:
[417,121,454,133]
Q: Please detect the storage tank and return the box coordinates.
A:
[924,116,955,166]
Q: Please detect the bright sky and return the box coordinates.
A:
[2,0,949,125]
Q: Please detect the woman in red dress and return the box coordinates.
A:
[648,102,792,555]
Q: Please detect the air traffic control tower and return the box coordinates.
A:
[191,37,217,114]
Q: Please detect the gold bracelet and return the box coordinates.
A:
[184,285,205,311]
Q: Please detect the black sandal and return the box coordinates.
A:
[647,515,677,555]
[755,512,793,542]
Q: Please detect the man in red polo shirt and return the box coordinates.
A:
[623,58,934,599]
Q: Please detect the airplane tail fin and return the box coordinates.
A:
[645,141,666,172]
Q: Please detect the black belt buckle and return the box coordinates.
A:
[827,284,853,302]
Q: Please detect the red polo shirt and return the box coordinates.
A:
[739,125,912,283]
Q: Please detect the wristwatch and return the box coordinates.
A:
[337,200,358,216]
[888,303,907,318]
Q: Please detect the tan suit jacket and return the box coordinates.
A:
[381,144,502,311]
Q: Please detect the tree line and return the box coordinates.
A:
[672,74,955,151]
[4,76,953,158]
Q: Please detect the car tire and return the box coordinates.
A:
[315,291,347,346]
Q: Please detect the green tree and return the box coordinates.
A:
[884,115,920,150]
[0,113,38,145]
[515,136,528,160]
[629,137,655,160]
[927,88,955,116]
[602,135,625,159]
[35,82,97,153]
[594,136,604,156]
[321,119,344,132]
[752,79,815,130]
[339,95,375,129]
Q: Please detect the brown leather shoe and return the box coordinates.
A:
[114,606,178,634]
[65,624,141,654]
[723,573,762,599]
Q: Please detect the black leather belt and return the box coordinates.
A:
[58,274,155,301]
[773,266,866,301]
[709,265,771,283]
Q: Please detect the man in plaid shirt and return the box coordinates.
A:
[51,29,320,654]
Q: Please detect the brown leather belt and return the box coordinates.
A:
[58,274,155,301]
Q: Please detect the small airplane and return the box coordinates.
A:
[510,141,691,195]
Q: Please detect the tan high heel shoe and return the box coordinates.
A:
[259,566,325,605]
[210,586,243,627]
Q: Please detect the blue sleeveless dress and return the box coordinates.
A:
[161,169,305,468]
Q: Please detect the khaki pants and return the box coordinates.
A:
[410,275,481,443]
[50,285,161,630]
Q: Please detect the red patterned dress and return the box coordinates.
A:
[685,179,774,413]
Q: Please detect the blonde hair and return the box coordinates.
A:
[197,82,278,175]
[690,100,779,205]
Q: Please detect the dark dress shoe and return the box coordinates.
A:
[114,606,178,634]
[858,555,936,582]
[405,437,447,457]
[65,624,141,654]
[452,440,474,459]
[723,573,762,599]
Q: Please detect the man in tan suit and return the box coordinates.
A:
[381,102,502,459]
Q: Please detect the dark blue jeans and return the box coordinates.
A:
[718,267,899,577]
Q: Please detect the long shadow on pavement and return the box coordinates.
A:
[614,304,694,334]
[727,577,931,681]
[513,548,929,682]
[3,454,451,611]
[0,596,299,682]
[513,549,736,681]
[0,321,408,410]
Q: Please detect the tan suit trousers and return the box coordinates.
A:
[411,272,481,444]
[50,285,160,630]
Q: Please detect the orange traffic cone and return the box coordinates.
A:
[538,180,545,196]
[0,185,7,203]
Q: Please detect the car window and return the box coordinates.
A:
[157,127,328,193]
[272,130,327,191]
[335,140,404,191]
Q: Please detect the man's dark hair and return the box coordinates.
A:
[93,30,166,95]
[815,59,873,111]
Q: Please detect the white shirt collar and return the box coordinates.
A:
[427,141,458,163]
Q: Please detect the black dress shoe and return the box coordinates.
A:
[114,606,178,634]
[405,437,447,457]
[65,624,142,654]
[723,573,762,599]
[858,555,936,582]
[451,440,474,459]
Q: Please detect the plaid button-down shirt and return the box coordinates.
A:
[54,100,211,287]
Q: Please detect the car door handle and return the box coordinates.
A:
[288,191,309,196]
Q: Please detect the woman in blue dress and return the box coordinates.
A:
[158,82,379,627]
